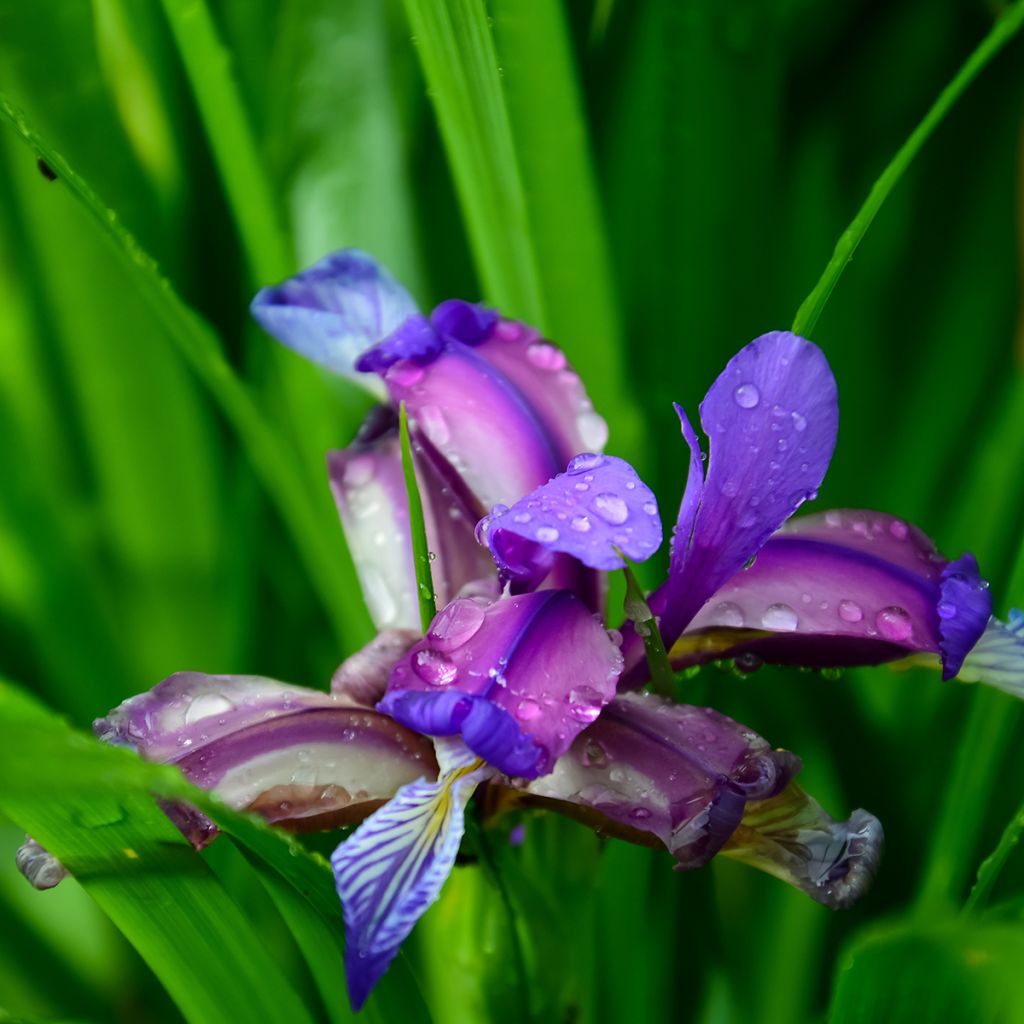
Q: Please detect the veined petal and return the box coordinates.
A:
[331,743,492,1010]
[518,691,799,869]
[668,511,990,679]
[478,454,662,583]
[380,591,623,778]
[250,250,417,395]
[721,781,883,909]
[659,332,838,646]
[956,610,1024,697]
[96,671,436,832]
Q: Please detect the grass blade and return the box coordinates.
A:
[400,403,437,630]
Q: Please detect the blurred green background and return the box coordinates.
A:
[1,1,1023,1022]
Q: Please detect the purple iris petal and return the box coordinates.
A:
[722,782,883,909]
[479,454,662,585]
[327,408,496,630]
[355,314,444,374]
[671,403,704,563]
[332,745,490,1011]
[331,629,422,707]
[430,299,498,346]
[379,591,623,778]
[250,249,417,393]
[95,671,436,832]
[671,510,990,678]
[938,554,992,680]
[523,691,800,869]
[659,332,838,646]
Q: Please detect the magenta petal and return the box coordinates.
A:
[250,250,417,394]
[379,591,623,778]
[660,332,838,645]
[479,454,662,581]
[525,691,800,869]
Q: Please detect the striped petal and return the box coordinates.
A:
[331,743,492,1010]
[956,610,1024,698]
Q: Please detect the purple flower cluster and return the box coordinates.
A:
[29,250,1023,1011]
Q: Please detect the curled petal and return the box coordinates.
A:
[250,250,417,395]
[16,837,68,891]
[380,591,623,778]
[670,511,990,679]
[659,332,838,646]
[478,454,662,583]
[518,691,800,869]
[721,781,883,909]
[96,672,437,832]
[956,610,1024,697]
[332,744,491,1010]
[355,314,443,375]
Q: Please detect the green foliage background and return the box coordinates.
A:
[0,1,1023,1021]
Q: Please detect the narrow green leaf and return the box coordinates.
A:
[792,0,1024,336]
[964,796,1024,916]
[621,560,674,698]
[0,96,369,651]
[400,402,437,630]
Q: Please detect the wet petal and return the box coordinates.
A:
[250,250,417,395]
[520,691,800,869]
[938,554,992,680]
[332,630,422,707]
[721,781,883,909]
[379,591,623,778]
[671,511,990,678]
[956,610,1024,697]
[478,454,662,583]
[331,743,491,1010]
[659,332,838,645]
[96,672,437,832]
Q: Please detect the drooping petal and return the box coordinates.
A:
[517,691,800,869]
[96,672,437,832]
[478,454,662,585]
[379,591,623,778]
[328,407,496,630]
[659,332,838,646]
[250,250,417,395]
[720,781,883,909]
[666,511,991,679]
[956,610,1024,698]
[331,742,492,1010]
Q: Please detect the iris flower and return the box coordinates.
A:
[26,251,1024,1013]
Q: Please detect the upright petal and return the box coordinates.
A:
[659,332,838,645]
[331,742,492,1010]
[478,454,662,584]
[379,591,623,778]
[250,250,418,394]
[721,781,883,909]
[669,510,991,679]
[96,672,437,832]
[517,691,800,869]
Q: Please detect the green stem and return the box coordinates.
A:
[158,0,292,282]
[399,403,437,631]
[621,560,674,698]
[791,0,1024,337]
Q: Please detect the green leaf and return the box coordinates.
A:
[829,921,1024,1024]
[400,402,438,630]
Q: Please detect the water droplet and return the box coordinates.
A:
[570,515,591,532]
[761,604,798,631]
[825,510,843,528]
[526,341,566,370]
[733,383,760,409]
[413,648,458,686]
[642,502,657,515]
[513,512,531,524]
[536,526,560,543]
[889,519,909,541]
[629,807,652,821]
[428,599,486,651]
[720,480,739,498]
[876,606,913,641]
[419,405,450,446]
[387,361,425,387]
[568,686,604,724]
[567,453,604,474]
[582,738,607,768]
[709,602,745,627]
[577,410,609,450]
[791,411,807,431]
[592,493,629,525]
[937,600,957,620]
[735,652,763,673]
[343,455,375,488]
[515,698,541,721]
[838,599,863,623]
[574,481,590,492]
